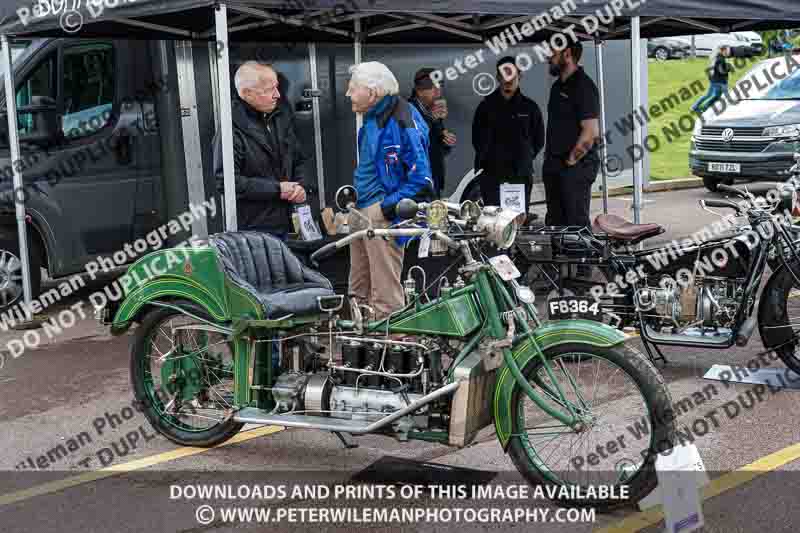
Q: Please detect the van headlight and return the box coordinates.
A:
[476,208,520,249]
[693,119,703,137]
[763,124,800,138]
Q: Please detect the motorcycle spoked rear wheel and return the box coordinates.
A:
[130,303,243,447]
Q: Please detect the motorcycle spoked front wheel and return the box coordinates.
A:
[130,303,243,447]
[506,343,675,512]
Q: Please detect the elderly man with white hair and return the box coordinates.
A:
[345,61,432,319]
[212,61,309,238]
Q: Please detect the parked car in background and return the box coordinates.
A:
[733,31,765,56]
[676,33,741,57]
[648,37,692,61]
[690,54,800,191]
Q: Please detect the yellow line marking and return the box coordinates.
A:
[595,441,800,533]
[0,425,284,508]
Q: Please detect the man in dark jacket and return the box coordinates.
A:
[212,61,310,237]
[472,56,545,208]
[409,68,456,198]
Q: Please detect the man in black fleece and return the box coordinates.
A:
[212,61,310,237]
[471,56,545,208]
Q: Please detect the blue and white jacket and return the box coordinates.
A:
[356,95,432,223]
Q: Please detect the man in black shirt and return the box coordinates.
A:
[543,41,601,228]
[472,56,545,208]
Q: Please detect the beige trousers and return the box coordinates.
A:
[348,202,405,320]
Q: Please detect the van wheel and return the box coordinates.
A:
[654,47,670,61]
[0,237,41,310]
[704,176,734,192]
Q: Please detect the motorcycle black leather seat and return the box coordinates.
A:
[210,231,334,318]
[593,214,665,243]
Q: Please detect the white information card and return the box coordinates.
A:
[500,183,526,214]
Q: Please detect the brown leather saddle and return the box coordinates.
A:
[593,214,665,244]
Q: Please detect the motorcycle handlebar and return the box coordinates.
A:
[717,184,750,199]
[703,199,744,213]
[310,228,431,267]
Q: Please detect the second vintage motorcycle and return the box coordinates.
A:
[515,170,800,370]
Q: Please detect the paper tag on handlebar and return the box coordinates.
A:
[418,232,431,258]
[489,255,521,281]
[500,183,526,214]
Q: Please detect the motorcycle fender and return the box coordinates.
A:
[109,247,232,334]
[758,263,797,349]
[493,319,627,449]
[111,277,229,334]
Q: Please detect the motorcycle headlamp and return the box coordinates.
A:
[476,207,520,249]
[427,200,448,230]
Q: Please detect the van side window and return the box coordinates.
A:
[15,53,56,137]
[62,43,115,139]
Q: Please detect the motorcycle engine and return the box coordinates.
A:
[269,339,448,437]
[636,275,744,330]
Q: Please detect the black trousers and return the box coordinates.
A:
[542,156,599,228]
[479,173,532,209]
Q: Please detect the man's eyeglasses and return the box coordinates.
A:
[249,85,279,96]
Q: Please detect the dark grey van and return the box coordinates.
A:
[0,38,164,308]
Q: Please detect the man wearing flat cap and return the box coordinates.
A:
[409,68,456,198]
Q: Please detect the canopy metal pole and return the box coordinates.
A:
[630,17,644,224]
[175,41,208,238]
[215,4,237,231]
[1,35,32,311]
[595,39,609,214]
[308,42,325,210]
[354,18,362,163]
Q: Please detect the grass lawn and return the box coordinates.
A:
[646,56,765,180]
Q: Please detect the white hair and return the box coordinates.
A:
[348,61,399,97]
[234,61,274,95]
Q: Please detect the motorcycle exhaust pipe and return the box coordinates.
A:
[736,315,757,347]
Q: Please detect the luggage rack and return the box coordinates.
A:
[516,224,611,263]
[514,224,616,297]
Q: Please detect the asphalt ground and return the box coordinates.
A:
[1,188,800,533]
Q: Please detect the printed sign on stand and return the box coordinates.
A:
[500,183,526,214]
[297,205,322,241]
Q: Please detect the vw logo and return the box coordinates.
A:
[721,128,735,142]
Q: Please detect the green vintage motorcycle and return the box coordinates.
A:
[102,186,675,511]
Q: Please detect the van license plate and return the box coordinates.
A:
[709,162,740,173]
[548,297,602,321]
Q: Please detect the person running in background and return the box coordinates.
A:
[691,45,731,114]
